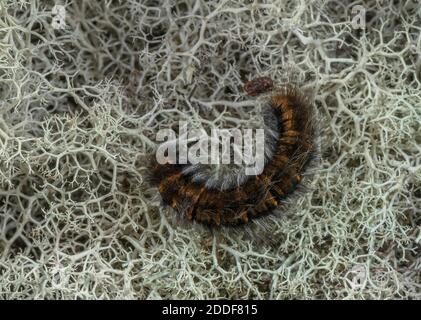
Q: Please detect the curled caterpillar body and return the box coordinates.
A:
[150,78,317,227]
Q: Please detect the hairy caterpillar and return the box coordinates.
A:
[150,77,317,227]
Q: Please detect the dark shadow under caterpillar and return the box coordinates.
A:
[149,77,317,227]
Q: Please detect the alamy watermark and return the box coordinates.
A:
[351,5,366,30]
[156,122,265,175]
[51,4,66,30]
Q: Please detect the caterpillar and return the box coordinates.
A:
[150,77,317,227]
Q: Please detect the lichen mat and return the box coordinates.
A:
[150,78,318,227]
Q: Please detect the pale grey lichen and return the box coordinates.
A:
[0,0,419,299]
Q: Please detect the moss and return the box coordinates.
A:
[0,0,419,299]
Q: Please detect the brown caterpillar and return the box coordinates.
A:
[150,77,317,227]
